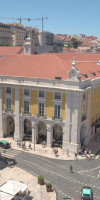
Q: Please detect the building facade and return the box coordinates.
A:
[0,23,12,46]
[0,53,100,153]
[8,23,26,46]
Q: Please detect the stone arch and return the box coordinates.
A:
[53,124,63,140]
[37,121,47,144]
[6,116,15,137]
[24,119,32,141]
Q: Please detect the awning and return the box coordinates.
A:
[0,180,28,196]
[0,191,14,200]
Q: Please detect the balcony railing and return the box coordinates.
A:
[22,112,31,115]
[37,114,47,119]
[5,109,13,113]
[52,116,62,121]
[81,114,86,122]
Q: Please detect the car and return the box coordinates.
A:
[81,187,93,200]
[0,140,11,149]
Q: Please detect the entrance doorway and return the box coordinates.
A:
[6,116,15,137]
[52,124,63,147]
[24,119,32,141]
[37,121,47,144]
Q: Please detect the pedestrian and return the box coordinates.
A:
[89,150,91,157]
[29,142,31,149]
[54,147,56,154]
[67,149,69,157]
[55,149,58,156]
[84,149,87,157]
[43,140,46,148]
[69,165,73,173]
[74,153,77,160]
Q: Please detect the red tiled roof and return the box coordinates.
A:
[0,47,24,56]
[0,53,100,81]
[0,55,70,80]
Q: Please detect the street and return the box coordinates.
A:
[14,151,100,200]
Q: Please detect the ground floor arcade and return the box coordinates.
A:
[0,114,97,153]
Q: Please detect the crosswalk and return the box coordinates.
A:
[0,148,21,159]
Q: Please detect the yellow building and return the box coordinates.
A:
[0,52,100,153]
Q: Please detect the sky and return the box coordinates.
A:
[1,0,100,38]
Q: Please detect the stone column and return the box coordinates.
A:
[63,90,82,153]
[86,88,91,145]
[14,87,20,141]
[32,121,37,150]
[0,86,3,137]
[47,125,53,147]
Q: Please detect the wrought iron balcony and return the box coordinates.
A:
[5,109,13,113]
[52,116,62,121]
[37,114,47,119]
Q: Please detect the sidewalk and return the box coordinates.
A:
[0,137,87,160]
[0,161,56,200]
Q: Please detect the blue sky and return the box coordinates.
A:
[1,0,100,38]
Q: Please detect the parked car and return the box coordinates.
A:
[81,187,93,200]
[0,140,11,149]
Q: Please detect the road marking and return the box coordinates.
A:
[24,159,100,193]
[78,165,100,173]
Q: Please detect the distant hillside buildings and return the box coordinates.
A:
[0,22,64,53]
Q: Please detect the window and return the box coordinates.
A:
[24,89,29,96]
[54,105,61,119]
[39,91,44,98]
[6,87,11,94]
[96,101,98,108]
[55,92,61,100]
[6,98,11,111]
[39,103,44,116]
[24,100,29,114]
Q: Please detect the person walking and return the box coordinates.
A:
[29,142,31,149]
[74,153,77,160]
[69,165,73,173]
[67,149,69,157]
[89,150,91,157]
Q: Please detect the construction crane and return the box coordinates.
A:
[0,16,48,31]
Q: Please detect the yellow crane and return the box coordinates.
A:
[0,16,48,31]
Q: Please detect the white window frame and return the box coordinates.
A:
[38,102,45,116]
[6,98,12,111]
[54,92,61,100]
[96,100,98,108]
[6,87,12,94]
[24,89,30,97]
[23,100,30,114]
[38,90,45,98]
[54,104,61,119]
